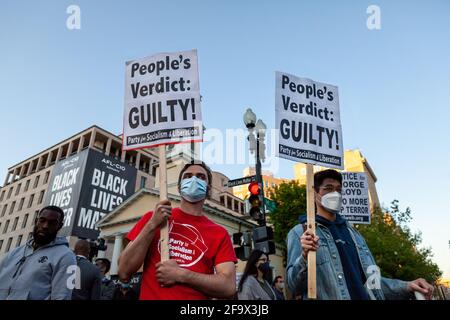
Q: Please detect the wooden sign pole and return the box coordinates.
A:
[306,164,317,299]
[158,145,170,261]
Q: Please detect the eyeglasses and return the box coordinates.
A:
[319,185,342,194]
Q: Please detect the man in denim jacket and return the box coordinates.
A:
[286,169,434,300]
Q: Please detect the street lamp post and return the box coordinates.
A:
[243,108,267,226]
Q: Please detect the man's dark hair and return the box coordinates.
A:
[39,205,65,224]
[314,169,342,192]
[95,258,111,274]
[177,161,213,198]
[272,275,283,286]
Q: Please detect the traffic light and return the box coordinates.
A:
[233,231,252,261]
[247,182,264,223]
[253,226,275,255]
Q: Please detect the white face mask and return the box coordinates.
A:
[320,191,342,214]
[278,283,285,290]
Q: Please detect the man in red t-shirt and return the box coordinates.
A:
[118,161,237,300]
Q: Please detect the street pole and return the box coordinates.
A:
[243,108,267,227]
[255,131,266,226]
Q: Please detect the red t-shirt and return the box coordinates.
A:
[126,207,237,300]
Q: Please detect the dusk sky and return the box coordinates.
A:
[1,1,449,278]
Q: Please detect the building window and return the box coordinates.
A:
[22,214,29,229]
[3,220,10,234]
[5,237,13,253]
[0,239,3,252]
[234,201,239,212]
[240,203,244,213]
[15,184,21,196]
[1,204,7,217]
[140,176,147,189]
[7,187,13,200]
[0,190,5,202]
[9,201,16,215]
[24,179,30,192]
[49,150,57,165]
[30,161,36,174]
[44,171,50,184]
[16,235,23,248]
[220,196,225,205]
[34,176,40,188]
[227,197,232,209]
[28,194,34,208]
[18,198,25,211]
[38,190,45,205]
[33,210,39,223]
[12,217,19,231]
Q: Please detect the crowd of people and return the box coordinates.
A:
[0,162,434,300]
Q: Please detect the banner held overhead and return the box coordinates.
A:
[275,71,345,299]
[123,49,203,261]
[276,71,343,169]
[123,49,203,150]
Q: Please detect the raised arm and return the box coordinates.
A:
[118,200,172,282]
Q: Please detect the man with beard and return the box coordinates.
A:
[0,206,76,300]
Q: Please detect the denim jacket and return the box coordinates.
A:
[286,219,411,300]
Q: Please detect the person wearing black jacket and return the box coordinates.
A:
[71,240,101,300]
[95,258,116,300]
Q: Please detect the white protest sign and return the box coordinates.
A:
[275,71,343,169]
[341,172,370,224]
[123,49,202,150]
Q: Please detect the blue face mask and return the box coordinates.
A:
[180,176,208,203]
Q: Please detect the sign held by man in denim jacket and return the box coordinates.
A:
[275,71,344,169]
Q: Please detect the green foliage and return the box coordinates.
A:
[267,181,442,283]
[357,200,442,283]
[267,180,306,245]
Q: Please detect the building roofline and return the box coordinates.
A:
[362,158,377,182]
[8,125,102,170]
[7,125,156,170]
